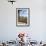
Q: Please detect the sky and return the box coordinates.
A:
[19,9,28,17]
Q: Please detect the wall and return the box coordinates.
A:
[0,0,46,42]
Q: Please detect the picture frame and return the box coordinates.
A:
[16,8,30,27]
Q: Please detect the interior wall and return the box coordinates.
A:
[0,0,46,41]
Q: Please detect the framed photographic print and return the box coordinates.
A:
[16,8,30,26]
